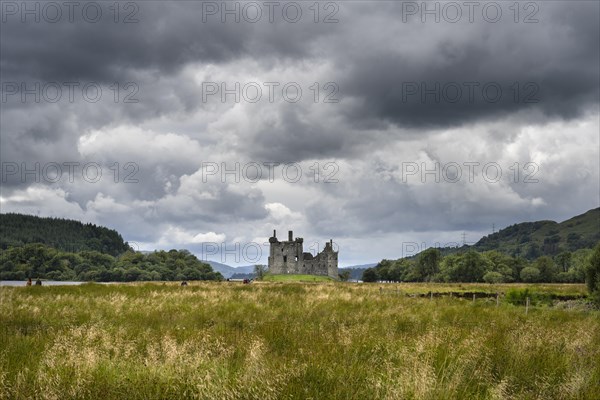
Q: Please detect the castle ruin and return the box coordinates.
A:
[268,230,338,279]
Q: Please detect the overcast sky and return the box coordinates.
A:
[1,1,598,267]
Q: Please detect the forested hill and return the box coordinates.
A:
[469,208,600,259]
[0,213,223,282]
[366,208,599,284]
[0,213,131,256]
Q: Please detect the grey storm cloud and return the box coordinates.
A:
[2,2,598,144]
[335,2,599,129]
[0,1,331,83]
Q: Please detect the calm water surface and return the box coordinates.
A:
[1,281,87,286]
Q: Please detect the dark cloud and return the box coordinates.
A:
[336,2,599,129]
[0,1,334,83]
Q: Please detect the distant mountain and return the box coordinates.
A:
[439,208,600,259]
[343,263,378,270]
[206,261,255,278]
[237,265,261,274]
[339,264,377,280]
[0,213,131,256]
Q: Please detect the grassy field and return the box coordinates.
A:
[1,282,599,400]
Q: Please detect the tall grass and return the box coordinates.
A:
[1,282,598,399]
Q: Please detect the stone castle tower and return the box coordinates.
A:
[268,230,338,279]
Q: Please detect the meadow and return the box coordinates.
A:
[1,282,599,400]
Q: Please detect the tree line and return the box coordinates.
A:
[363,245,599,285]
[0,244,223,282]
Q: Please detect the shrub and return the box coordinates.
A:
[505,288,551,306]
[483,271,504,284]
[520,266,541,283]
[362,268,378,282]
[585,243,600,306]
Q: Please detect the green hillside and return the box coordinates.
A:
[0,213,131,256]
[0,213,223,282]
[369,209,600,284]
[472,208,599,259]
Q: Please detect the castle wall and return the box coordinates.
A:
[268,230,338,279]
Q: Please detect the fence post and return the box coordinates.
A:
[525,297,530,315]
[496,293,499,307]
[472,293,476,303]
